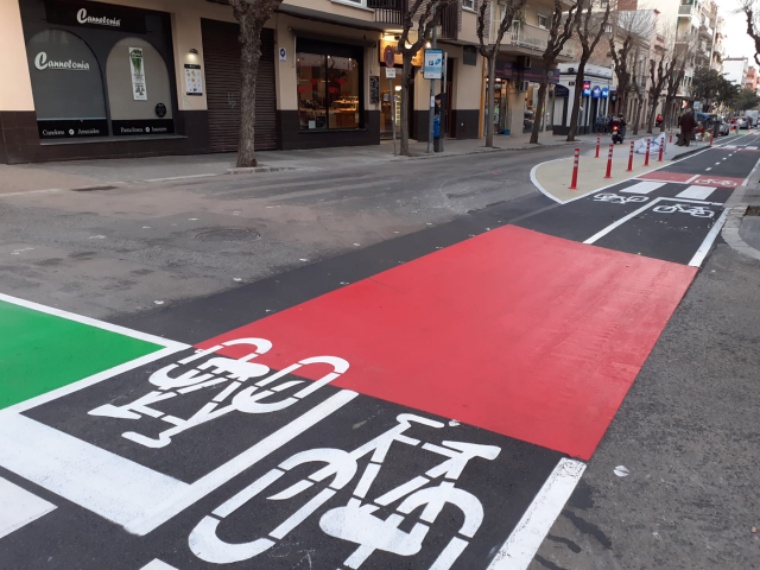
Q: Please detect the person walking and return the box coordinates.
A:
[678,110,696,147]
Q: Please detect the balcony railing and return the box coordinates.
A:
[699,24,713,38]
[369,0,408,26]
[507,23,549,52]
[678,4,694,16]
[439,2,458,40]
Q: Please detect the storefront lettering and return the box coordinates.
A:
[77,8,121,28]
[34,52,90,71]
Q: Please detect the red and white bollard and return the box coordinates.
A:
[644,138,651,167]
[669,132,673,144]
[627,140,634,172]
[604,143,614,179]
[709,131,714,146]
[569,147,580,190]
[595,134,601,158]
[658,138,665,162]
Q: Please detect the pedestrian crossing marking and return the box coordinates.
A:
[675,186,716,201]
[0,476,56,539]
[621,181,666,195]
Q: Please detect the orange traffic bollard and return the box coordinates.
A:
[627,140,634,172]
[604,143,614,179]
[569,147,580,190]
[644,138,651,167]
[658,138,665,162]
[595,134,601,158]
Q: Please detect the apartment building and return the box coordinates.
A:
[0,0,573,164]
[724,57,749,87]
[746,66,758,91]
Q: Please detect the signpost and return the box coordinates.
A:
[384,45,397,156]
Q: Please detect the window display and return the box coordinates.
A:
[297,41,362,131]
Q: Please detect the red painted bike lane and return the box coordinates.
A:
[202,225,696,461]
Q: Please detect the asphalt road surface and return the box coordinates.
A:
[1,138,759,570]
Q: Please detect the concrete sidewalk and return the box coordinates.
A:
[532,134,712,203]
[0,132,594,195]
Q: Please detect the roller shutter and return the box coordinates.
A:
[201,20,278,152]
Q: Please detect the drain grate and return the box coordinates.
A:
[193,227,261,242]
[746,206,760,216]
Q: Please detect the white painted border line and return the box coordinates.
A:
[0,292,186,350]
[487,458,586,570]
[145,173,218,183]
[0,414,188,528]
[689,208,731,267]
[0,476,56,539]
[0,188,62,198]
[583,198,662,244]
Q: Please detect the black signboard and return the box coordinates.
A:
[45,0,147,34]
[38,118,108,139]
[112,119,175,136]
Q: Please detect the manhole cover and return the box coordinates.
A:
[746,206,760,216]
[194,228,260,242]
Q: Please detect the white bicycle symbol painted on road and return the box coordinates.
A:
[652,203,716,219]
[693,178,736,187]
[593,193,649,204]
[189,413,501,569]
[89,338,349,448]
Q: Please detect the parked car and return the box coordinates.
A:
[736,116,749,129]
[718,120,730,135]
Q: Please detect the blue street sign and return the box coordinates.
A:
[423,49,444,80]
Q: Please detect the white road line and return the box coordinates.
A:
[620,181,666,195]
[689,208,731,267]
[0,292,185,350]
[145,174,217,183]
[685,174,701,184]
[584,199,661,244]
[0,414,189,528]
[0,188,62,198]
[676,185,716,200]
[141,561,179,570]
[705,167,712,171]
[0,476,56,539]
[487,459,586,570]
[714,162,721,166]
[748,146,759,150]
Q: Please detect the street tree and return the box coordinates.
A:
[691,67,737,112]
[228,0,284,168]
[398,0,456,156]
[608,10,649,121]
[477,0,529,147]
[735,87,760,110]
[646,53,668,133]
[566,0,612,142]
[530,0,581,144]
[740,0,760,66]
[662,41,688,131]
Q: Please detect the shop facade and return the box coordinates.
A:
[0,0,484,164]
[552,63,613,135]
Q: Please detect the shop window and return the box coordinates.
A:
[297,40,362,131]
[106,38,174,136]
[27,30,108,139]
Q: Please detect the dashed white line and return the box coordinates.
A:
[620,181,666,195]
[705,167,712,171]
[676,185,716,200]
[141,561,179,570]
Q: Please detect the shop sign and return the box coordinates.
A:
[112,119,175,136]
[555,85,570,97]
[184,64,203,96]
[378,39,422,67]
[129,47,147,101]
[45,0,147,34]
[601,87,609,98]
[423,49,443,80]
[591,85,602,99]
[582,81,591,97]
[34,51,91,71]
[38,119,108,139]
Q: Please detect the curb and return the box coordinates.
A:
[721,205,760,263]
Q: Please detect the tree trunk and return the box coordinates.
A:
[485,55,496,147]
[566,59,587,142]
[236,13,262,168]
[400,56,412,156]
[529,71,549,144]
[646,97,658,134]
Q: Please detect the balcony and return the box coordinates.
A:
[507,23,549,52]
[699,24,713,38]
[369,0,457,39]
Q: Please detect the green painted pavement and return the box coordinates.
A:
[0,300,162,409]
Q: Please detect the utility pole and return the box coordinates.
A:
[427,1,439,154]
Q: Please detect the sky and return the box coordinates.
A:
[718,0,758,62]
